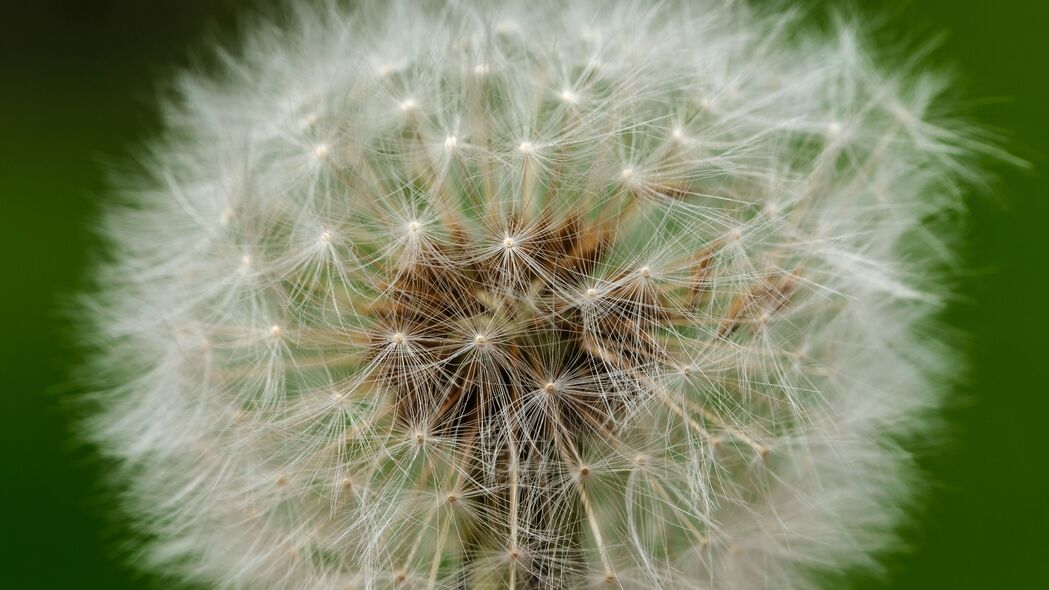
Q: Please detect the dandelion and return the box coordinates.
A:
[85,1,991,588]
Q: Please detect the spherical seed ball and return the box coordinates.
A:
[84,1,985,588]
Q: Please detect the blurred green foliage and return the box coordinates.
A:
[1,1,1046,588]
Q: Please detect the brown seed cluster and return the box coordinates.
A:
[369,211,643,444]
[369,208,797,437]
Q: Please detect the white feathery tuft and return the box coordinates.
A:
[84,1,987,588]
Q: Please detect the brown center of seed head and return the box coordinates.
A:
[370,211,662,445]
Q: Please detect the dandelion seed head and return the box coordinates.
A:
[84,2,993,589]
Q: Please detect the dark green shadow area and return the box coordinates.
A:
[0,1,1045,588]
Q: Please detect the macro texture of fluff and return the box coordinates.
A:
[86,1,982,588]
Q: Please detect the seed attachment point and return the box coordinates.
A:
[558,88,579,104]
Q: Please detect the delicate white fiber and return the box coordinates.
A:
[85,1,987,588]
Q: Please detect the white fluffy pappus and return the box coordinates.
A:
[83,1,991,588]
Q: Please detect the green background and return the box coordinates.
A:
[1,1,1046,588]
